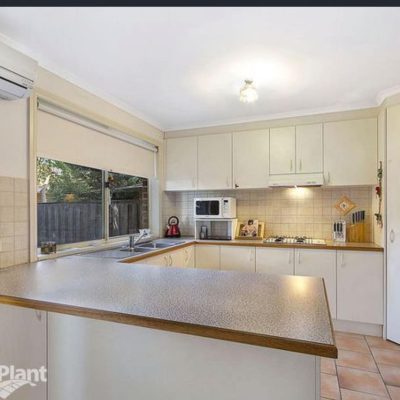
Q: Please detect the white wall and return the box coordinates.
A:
[0,99,28,179]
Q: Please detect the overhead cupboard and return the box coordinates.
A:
[164,117,378,190]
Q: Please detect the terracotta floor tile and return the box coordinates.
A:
[337,366,389,397]
[336,335,371,354]
[321,372,341,400]
[371,348,400,367]
[377,364,400,386]
[341,388,389,399]
[387,385,400,400]
[336,331,367,340]
[322,357,337,375]
[337,349,379,372]
[366,337,400,352]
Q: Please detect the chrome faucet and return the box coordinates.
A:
[129,230,149,250]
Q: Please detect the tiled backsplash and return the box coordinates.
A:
[0,176,29,268]
[163,186,373,241]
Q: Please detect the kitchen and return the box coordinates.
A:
[0,7,400,400]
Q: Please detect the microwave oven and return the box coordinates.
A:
[194,197,236,219]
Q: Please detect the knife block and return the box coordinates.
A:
[347,223,366,243]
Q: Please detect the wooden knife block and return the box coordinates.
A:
[347,223,366,243]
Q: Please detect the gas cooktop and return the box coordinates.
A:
[263,236,326,245]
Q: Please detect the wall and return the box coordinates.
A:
[0,66,164,268]
[163,186,373,241]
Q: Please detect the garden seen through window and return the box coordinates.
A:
[36,157,149,248]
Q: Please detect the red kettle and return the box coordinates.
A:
[165,216,181,238]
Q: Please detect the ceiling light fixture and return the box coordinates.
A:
[239,80,258,103]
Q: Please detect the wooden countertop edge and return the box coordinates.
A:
[122,239,382,263]
[0,294,337,359]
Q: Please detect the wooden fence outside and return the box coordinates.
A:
[37,200,140,245]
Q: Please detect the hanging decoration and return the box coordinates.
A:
[374,161,383,228]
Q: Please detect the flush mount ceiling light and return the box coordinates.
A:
[239,80,258,103]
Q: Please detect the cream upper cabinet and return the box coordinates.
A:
[295,124,323,173]
[198,133,232,190]
[195,245,220,270]
[337,251,383,325]
[256,247,294,275]
[294,249,337,318]
[220,246,255,273]
[233,129,269,189]
[324,118,377,186]
[269,126,296,175]
[165,136,197,191]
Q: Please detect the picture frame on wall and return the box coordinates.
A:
[235,219,265,240]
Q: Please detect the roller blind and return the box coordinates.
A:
[36,100,157,179]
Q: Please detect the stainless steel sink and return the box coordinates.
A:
[120,246,152,253]
[137,241,185,249]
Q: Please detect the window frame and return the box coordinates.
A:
[35,159,150,256]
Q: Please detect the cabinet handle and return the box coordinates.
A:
[340,252,345,267]
[226,177,230,187]
[164,255,169,266]
[326,172,330,184]
[390,229,395,243]
[169,255,173,266]
[297,251,301,264]
[235,183,239,189]
[35,311,42,321]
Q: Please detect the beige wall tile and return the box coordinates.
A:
[0,177,14,192]
[14,178,28,193]
[14,222,28,236]
[14,249,28,265]
[0,251,14,268]
[0,222,14,237]
[14,192,28,207]
[0,206,14,222]
[14,234,28,251]
[0,192,14,207]
[0,236,14,252]
[14,207,29,222]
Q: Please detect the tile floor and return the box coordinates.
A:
[321,331,400,399]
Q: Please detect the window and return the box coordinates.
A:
[36,157,149,249]
[108,172,149,237]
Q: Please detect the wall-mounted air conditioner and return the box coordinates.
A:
[0,41,38,100]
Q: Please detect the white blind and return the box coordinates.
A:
[36,100,157,179]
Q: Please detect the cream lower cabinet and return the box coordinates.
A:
[142,253,170,267]
[337,251,383,325]
[0,304,47,400]
[256,247,294,275]
[195,245,220,270]
[294,249,337,319]
[220,246,255,272]
[183,246,195,268]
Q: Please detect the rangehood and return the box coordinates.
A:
[268,173,324,188]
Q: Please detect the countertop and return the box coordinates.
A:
[0,256,337,358]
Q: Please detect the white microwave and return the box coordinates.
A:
[194,197,236,219]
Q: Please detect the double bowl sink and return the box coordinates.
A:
[79,239,185,260]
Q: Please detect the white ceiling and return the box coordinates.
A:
[1,7,400,131]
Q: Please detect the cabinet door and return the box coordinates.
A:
[195,245,220,270]
[144,253,169,267]
[295,249,337,318]
[387,104,400,343]
[337,251,383,324]
[198,133,232,190]
[0,304,47,400]
[256,247,294,275]
[295,124,323,173]
[220,246,255,273]
[165,137,197,191]
[233,130,269,189]
[167,249,185,268]
[269,126,296,175]
[183,246,195,268]
[324,118,377,185]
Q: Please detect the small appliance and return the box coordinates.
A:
[194,197,236,219]
[165,216,181,238]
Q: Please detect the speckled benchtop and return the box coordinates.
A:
[0,256,337,358]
